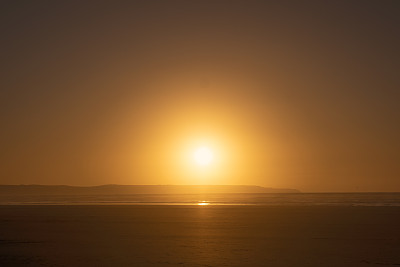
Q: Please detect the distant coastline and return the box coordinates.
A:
[0,184,300,195]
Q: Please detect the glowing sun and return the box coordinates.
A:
[193,146,214,166]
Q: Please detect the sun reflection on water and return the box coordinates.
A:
[197,201,210,206]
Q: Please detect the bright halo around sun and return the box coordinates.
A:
[193,146,214,166]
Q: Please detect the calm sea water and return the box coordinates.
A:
[1,193,400,206]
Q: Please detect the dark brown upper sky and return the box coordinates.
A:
[1,1,399,191]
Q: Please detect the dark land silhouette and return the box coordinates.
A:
[0,184,300,195]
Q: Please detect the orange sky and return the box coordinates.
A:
[1,1,399,191]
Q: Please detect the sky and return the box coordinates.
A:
[1,0,399,192]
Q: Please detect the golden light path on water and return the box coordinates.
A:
[197,201,210,206]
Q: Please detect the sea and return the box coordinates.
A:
[1,193,400,206]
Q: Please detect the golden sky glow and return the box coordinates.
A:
[0,1,399,192]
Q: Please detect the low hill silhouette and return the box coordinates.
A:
[0,185,300,195]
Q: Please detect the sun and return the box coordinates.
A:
[193,146,214,166]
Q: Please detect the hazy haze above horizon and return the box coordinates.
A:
[1,1,399,192]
